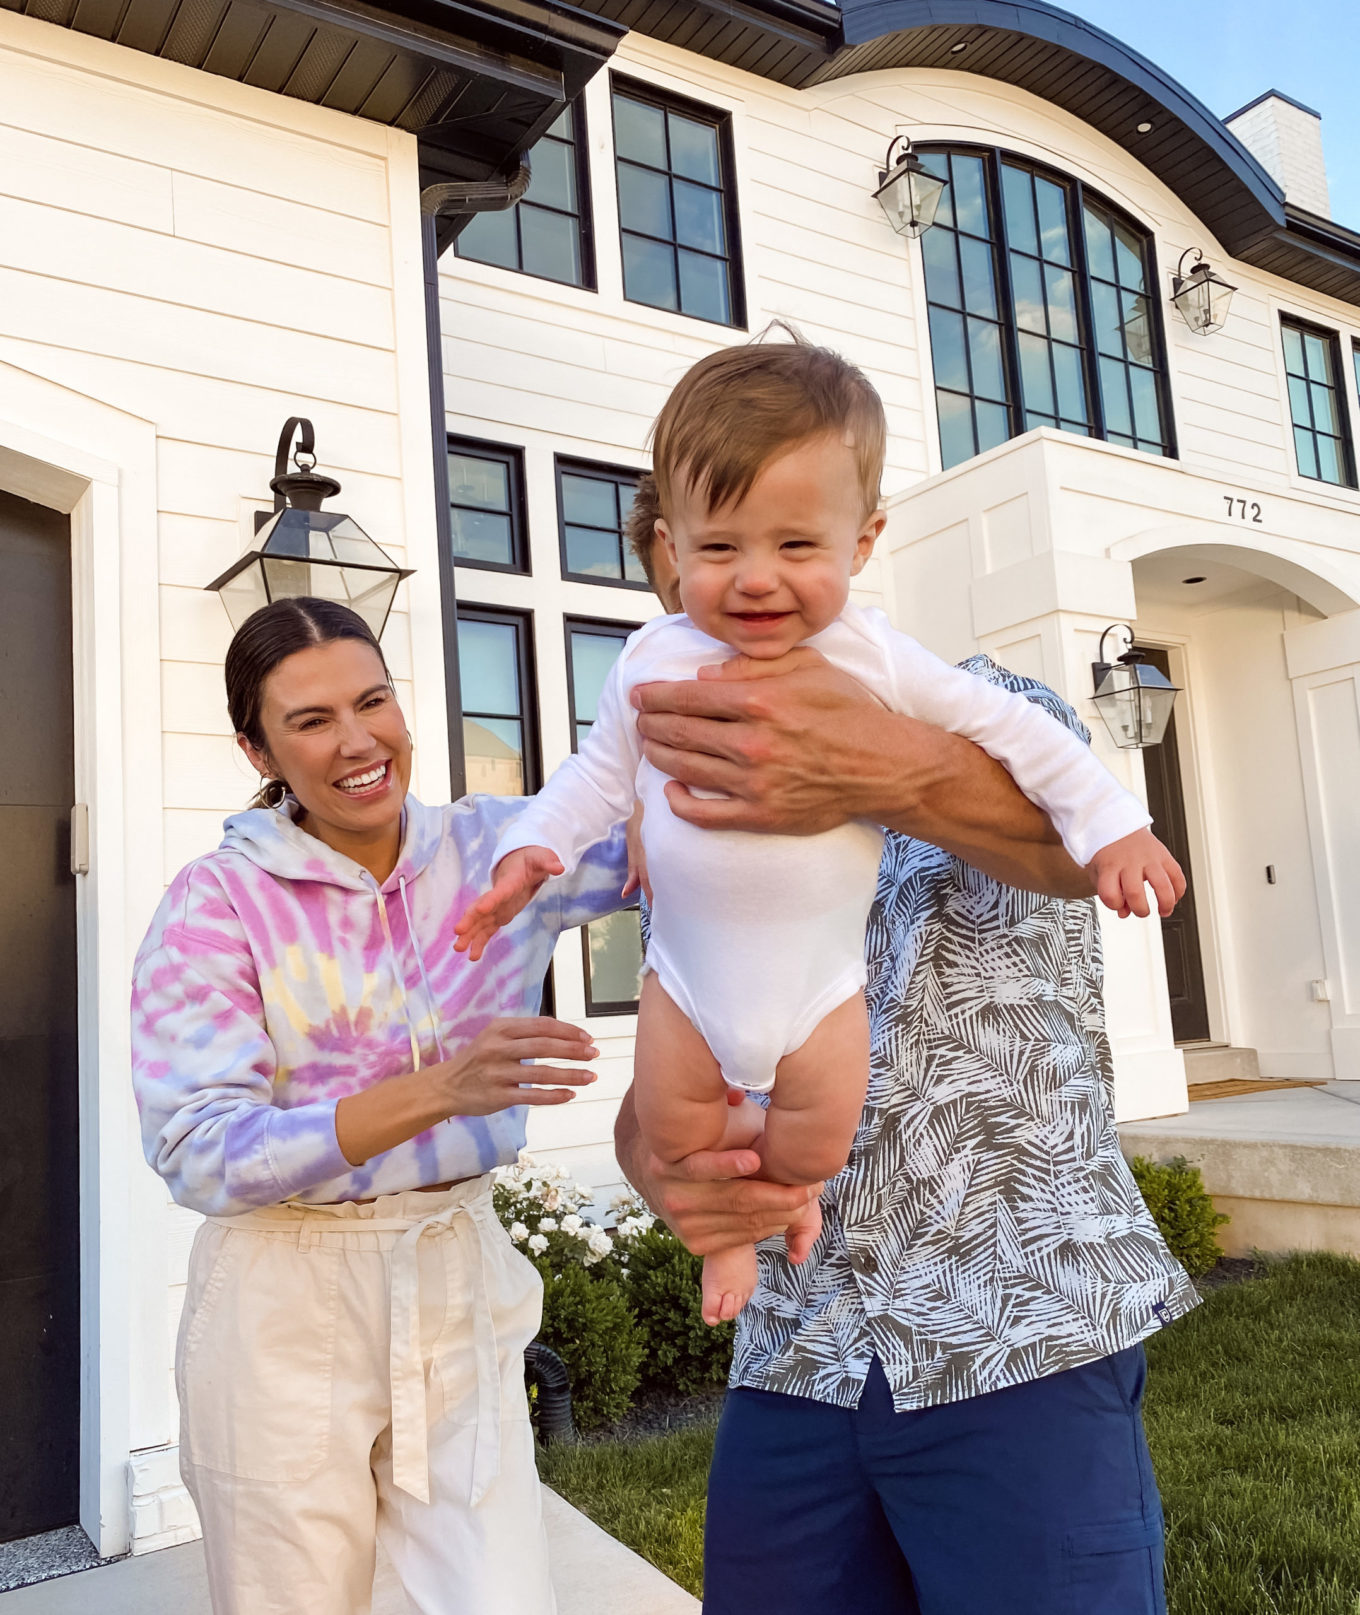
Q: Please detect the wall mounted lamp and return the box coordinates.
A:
[1170,247,1236,335]
[206,417,412,639]
[873,136,948,239]
[1091,625,1180,750]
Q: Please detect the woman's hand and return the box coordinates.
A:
[620,801,651,903]
[433,1016,600,1115]
[335,1016,597,1165]
[454,847,564,961]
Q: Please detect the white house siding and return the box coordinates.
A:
[442,32,1360,1162]
[0,10,441,1552]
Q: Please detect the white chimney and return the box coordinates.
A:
[1225,90,1331,218]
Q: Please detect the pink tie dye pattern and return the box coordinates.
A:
[131,793,628,1215]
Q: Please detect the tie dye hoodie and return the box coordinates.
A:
[131,792,627,1216]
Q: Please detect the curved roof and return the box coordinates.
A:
[828,0,1285,256]
[581,0,1360,305]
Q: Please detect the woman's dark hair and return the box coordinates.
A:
[225,598,391,809]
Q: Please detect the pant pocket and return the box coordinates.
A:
[179,1230,341,1485]
[1063,1516,1165,1615]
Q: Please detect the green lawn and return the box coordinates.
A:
[540,1254,1360,1611]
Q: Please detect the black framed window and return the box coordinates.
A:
[456,607,540,796]
[566,618,635,750]
[455,103,593,288]
[612,78,743,327]
[447,439,528,573]
[917,147,1173,470]
[566,616,644,1014]
[1282,320,1355,487]
[557,459,649,588]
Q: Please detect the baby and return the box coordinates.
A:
[456,337,1183,1325]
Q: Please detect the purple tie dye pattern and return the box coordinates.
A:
[131,794,628,1215]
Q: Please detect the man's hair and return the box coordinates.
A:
[624,473,663,591]
[650,326,886,521]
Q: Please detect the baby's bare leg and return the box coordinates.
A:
[634,974,765,1325]
[758,990,870,1189]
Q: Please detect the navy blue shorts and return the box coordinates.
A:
[704,1346,1165,1615]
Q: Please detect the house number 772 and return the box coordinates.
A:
[1224,496,1264,523]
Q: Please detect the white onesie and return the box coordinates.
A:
[494,606,1149,1093]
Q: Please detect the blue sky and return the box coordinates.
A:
[1059,0,1360,227]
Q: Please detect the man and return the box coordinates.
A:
[616,475,1195,1614]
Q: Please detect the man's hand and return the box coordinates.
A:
[1089,828,1185,919]
[631,646,901,835]
[615,1085,820,1257]
[631,647,1094,898]
[453,846,563,961]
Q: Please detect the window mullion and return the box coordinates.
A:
[986,150,1024,440]
[1070,179,1105,442]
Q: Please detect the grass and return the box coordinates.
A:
[540,1254,1360,1612]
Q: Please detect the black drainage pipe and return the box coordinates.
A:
[525,1341,576,1444]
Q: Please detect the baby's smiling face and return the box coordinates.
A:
[659,430,886,660]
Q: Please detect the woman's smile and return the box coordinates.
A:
[333,759,394,800]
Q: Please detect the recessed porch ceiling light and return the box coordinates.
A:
[1183,575,1207,584]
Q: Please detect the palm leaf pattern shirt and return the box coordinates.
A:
[728,658,1200,1409]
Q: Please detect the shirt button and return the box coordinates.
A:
[855,1250,878,1275]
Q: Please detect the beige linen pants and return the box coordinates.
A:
[176,1177,554,1615]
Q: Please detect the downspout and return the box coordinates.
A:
[417,158,532,800]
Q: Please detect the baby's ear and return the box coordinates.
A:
[851,510,887,574]
[657,518,678,561]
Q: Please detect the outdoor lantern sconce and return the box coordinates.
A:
[1091,625,1180,750]
[1170,248,1236,336]
[207,417,413,639]
[873,136,948,239]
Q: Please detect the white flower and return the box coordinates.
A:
[560,1214,583,1236]
[538,1217,558,1233]
[528,1233,549,1255]
[509,1222,529,1244]
[587,1228,613,1258]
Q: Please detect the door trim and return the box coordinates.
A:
[0,380,165,1557]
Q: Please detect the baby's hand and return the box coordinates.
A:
[620,801,651,903]
[453,847,564,961]
[1088,828,1186,919]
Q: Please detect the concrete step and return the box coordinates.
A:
[1120,1081,1360,1259]
[1180,1042,1260,1084]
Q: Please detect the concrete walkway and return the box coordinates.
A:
[0,1488,698,1615]
[1121,1081,1360,1257]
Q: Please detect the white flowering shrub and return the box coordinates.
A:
[493,1155,622,1272]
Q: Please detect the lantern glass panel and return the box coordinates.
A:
[1093,663,1177,749]
[218,565,270,633]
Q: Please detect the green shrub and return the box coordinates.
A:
[624,1225,734,1396]
[1129,1154,1228,1276]
[537,1262,645,1432]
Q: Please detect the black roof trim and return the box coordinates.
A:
[1224,88,1323,124]
[10,0,623,199]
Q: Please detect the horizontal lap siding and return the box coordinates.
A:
[0,12,428,1457]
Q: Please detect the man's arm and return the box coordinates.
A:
[615,1082,820,1256]
[632,649,1096,899]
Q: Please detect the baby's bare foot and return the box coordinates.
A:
[784,1197,823,1265]
[701,1243,758,1326]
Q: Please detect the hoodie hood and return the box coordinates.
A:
[221,793,446,892]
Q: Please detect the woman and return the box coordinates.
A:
[131,598,627,1615]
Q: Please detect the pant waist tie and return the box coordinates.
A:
[387,1198,502,1509]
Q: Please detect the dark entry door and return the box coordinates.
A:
[1136,645,1210,1044]
[0,488,79,1541]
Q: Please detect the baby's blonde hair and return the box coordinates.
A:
[651,325,886,522]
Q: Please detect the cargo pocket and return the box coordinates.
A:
[1063,1515,1165,1614]
[178,1228,341,1485]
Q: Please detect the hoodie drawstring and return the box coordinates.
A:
[372,880,423,1074]
[400,874,447,1062]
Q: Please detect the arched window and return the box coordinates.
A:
[916,148,1175,471]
